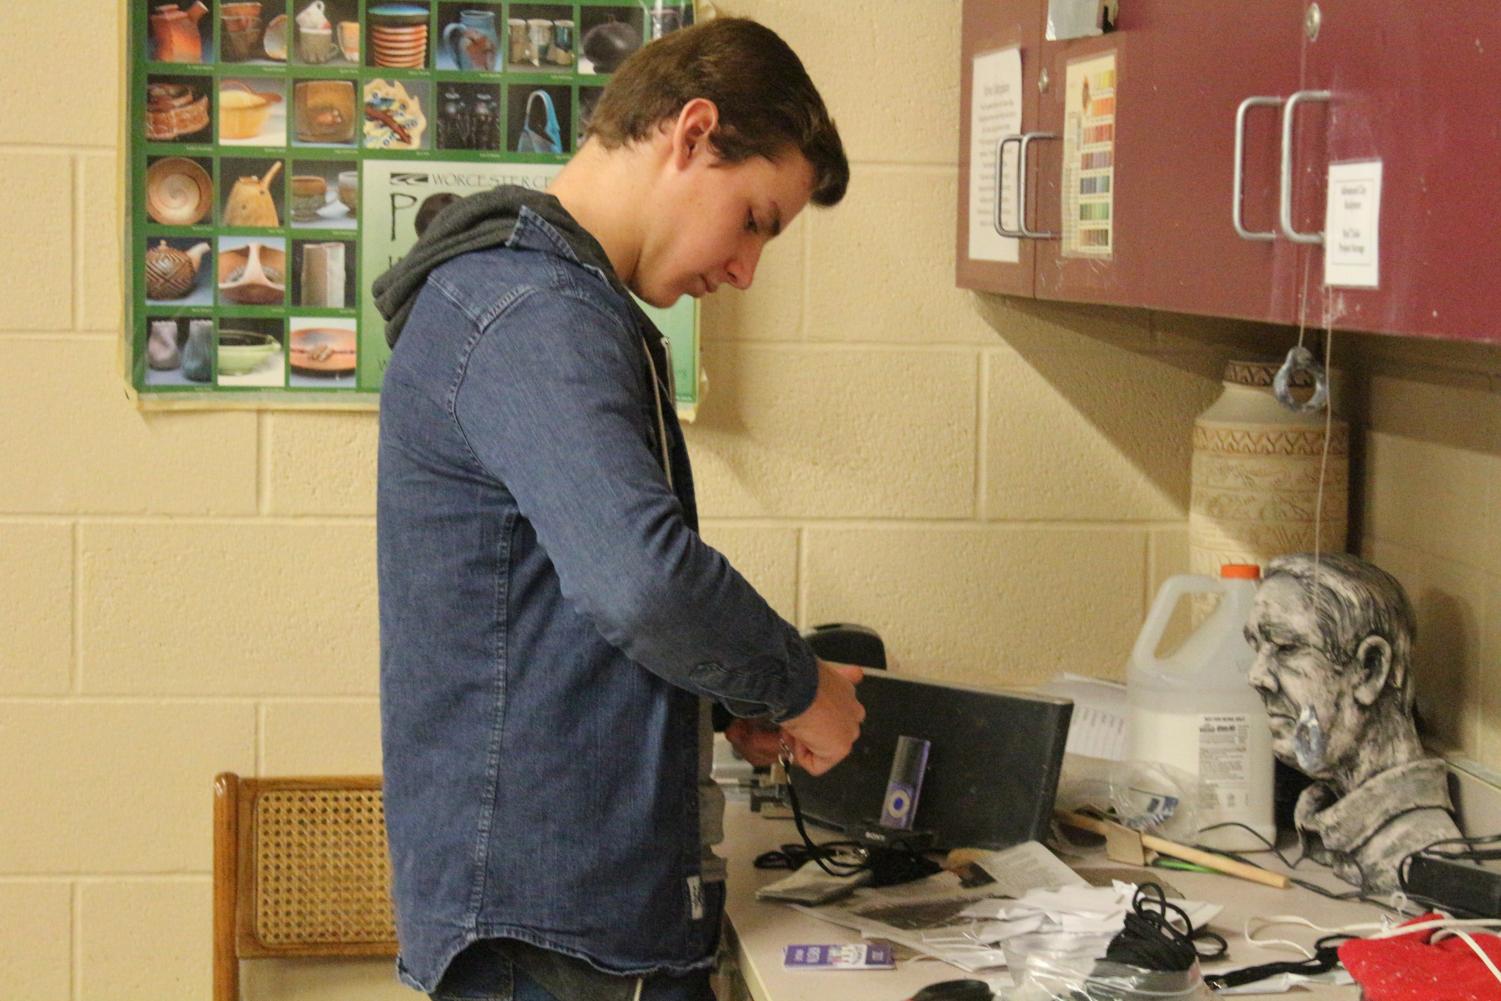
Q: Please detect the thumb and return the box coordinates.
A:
[831,663,865,685]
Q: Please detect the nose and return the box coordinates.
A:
[725,240,762,291]
[1248,652,1279,696]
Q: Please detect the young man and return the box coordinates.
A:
[374,18,864,1001]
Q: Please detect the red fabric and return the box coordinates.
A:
[1339,913,1501,1001]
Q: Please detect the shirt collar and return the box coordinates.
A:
[1295,757,1453,854]
[505,204,618,289]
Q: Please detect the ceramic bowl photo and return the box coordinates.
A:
[217,242,287,305]
[219,82,281,139]
[216,330,280,375]
[290,326,357,374]
[337,170,358,215]
[145,157,213,225]
[263,14,288,60]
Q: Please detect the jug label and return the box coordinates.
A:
[1197,713,1250,811]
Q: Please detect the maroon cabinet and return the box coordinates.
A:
[1032,2,1307,324]
[1297,1,1501,340]
[957,0,1501,343]
[956,0,1045,296]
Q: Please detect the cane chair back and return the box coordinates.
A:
[213,773,398,1001]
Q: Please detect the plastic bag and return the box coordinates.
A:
[1002,955,1215,1000]
[1107,760,1202,844]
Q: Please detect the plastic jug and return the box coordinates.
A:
[1126,564,1274,851]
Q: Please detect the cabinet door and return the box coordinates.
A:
[1300,1,1501,341]
[956,0,1044,295]
[1032,2,1307,323]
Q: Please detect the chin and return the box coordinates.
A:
[632,282,683,309]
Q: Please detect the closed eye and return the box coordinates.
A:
[745,210,759,234]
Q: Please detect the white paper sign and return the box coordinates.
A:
[968,46,1023,264]
[1323,159,1382,288]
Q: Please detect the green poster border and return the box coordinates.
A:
[125,0,701,414]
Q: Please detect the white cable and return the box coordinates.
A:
[1365,917,1501,941]
[1443,929,1501,988]
[1244,913,1391,958]
[1249,907,1501,984]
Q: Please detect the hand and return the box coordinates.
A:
[724,719,784,767]
[780,660,865,776]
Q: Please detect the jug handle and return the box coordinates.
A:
[1131,574,1222,670]
[444,21,466,64]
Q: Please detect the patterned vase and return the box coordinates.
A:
[1189,359,1349,576]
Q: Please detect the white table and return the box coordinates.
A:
[720,800,1377,1000]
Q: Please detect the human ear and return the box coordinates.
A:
[1352,635,1394,706]
[670,98,720,166]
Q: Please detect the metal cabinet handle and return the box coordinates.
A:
[1278,89,1332,244]
[994,135,1024,238]
[1017,131,1059,239]
[992,131,1060,241]
[1232,96,1283,241]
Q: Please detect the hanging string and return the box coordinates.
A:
[1313,323,1335,565]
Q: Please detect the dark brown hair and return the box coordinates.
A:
[584,18,849,206]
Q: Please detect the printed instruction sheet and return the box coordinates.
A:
[968,46,1023,263]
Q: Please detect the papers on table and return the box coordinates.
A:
[959,881,1222,937]
[1036,673,1127,761]
[787,843,1222,973]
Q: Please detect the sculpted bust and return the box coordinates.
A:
[1244,552,1460,891]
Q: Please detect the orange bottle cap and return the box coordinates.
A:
[1221,563,1262,580]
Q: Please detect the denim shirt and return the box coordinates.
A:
[377,203,820,993]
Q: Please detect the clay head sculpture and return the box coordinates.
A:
[1245,552,1460,890]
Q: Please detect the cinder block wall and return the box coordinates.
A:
[2,1,1498,999]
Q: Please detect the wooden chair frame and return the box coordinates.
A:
[213,773,398,1001]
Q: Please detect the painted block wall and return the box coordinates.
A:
[1,1,1497,998]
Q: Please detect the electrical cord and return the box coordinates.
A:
[1101,881,1227,970]
[1196,820,1454,914]
[752,751,939,886]
[1203,933,1350,991]
[1397,830,1501,906]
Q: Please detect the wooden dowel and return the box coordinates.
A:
[1057,810,1289,890]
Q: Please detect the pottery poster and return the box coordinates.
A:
[127,0,701,412]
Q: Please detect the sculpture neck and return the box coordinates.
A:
[1330,705,1426,794]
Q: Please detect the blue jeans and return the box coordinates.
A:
[430,938,717,1001]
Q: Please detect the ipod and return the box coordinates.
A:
[878,735,930,830]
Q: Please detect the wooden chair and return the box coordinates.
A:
[213,773,399,1001]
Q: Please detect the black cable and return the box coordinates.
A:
[1397,831,1501,911]
[1101,882,1228,971]
[1195,820,1455,914]
[753,758,939,886]
[1203,831,1501,991]
[1203,933,1351,991]
[781,763,871,877]
[1197,821,1308,870]
[753,841,864,873]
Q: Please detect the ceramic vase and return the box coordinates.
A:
[147,320,182,370]
[182,320,214,382]
[1188,359,1349,576]
[300,242,346,307]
